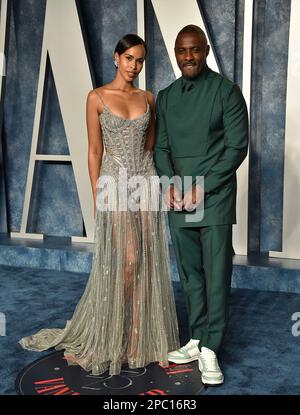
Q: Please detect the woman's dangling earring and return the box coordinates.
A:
[114,59,118,68]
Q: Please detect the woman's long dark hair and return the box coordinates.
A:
[114,34,147,57]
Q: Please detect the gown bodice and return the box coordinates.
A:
[99,103,155,178]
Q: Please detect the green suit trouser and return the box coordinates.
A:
[169,224,233,354]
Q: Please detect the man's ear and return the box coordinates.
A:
[206,45,210,57]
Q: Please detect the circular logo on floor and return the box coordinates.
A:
[16,351,204,395]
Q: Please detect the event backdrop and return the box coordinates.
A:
[0,0,299,259]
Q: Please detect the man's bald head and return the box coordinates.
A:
[175,25,208,48]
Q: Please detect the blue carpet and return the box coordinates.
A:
[0,264,299,395]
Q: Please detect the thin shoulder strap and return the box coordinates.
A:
[94,89,105,106]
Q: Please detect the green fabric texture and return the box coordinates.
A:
[154,66,249,227]
[170,225,233,353]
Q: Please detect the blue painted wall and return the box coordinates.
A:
[249,0,290,253]
[0,0,292,255]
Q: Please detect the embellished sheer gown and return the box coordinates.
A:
[19,91,180,376]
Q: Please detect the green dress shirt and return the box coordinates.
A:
[154,65,249,227]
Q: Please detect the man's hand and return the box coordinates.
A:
[182,184,205,211]
[164,185,183,210]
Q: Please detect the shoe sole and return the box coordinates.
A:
[201,376,224,385]
[167,355,200,364]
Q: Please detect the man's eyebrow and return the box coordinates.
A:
[176,44,201,47]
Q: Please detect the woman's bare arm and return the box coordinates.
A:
[86,90,104,217]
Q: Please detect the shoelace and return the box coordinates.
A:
[201,349,218,371]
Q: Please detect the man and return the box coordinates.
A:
[154,25,248,385]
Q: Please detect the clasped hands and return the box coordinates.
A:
[164,184,204,211]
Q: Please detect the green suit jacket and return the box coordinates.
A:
[154,66,249,227]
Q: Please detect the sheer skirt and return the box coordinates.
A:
[19,173,180,376]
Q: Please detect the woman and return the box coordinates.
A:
[19,34,180,376]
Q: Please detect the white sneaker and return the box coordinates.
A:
[167,339,201,364]
[198,346,224,385]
